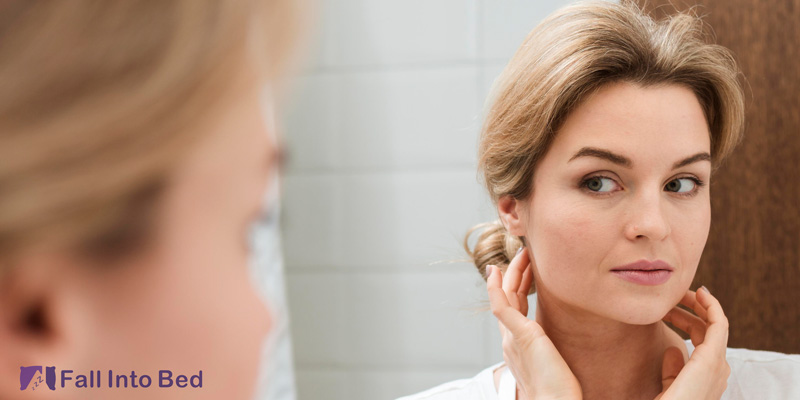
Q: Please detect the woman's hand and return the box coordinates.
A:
[487,248,582,400]
[657,288,731,400]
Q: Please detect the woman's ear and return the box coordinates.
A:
[0,255,72,396]
[497,195,527,236]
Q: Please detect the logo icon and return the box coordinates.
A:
[19,366,56,391]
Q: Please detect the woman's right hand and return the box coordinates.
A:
[656,288,731,399]
[487,248,582,400]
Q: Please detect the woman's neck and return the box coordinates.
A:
[531,292,688,400]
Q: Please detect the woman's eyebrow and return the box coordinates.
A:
[568,147,711,170]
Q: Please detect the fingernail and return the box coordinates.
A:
[516,247,523,255]
[486,265,494,276]
[700,285,710,294]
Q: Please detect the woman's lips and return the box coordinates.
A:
[611,269,673,285]
[610,259,674,285]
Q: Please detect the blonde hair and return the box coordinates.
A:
[465,0,745,287]
[0,0,297,266]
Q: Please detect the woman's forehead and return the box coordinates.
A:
[550,82,711,163]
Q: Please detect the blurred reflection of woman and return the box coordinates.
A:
[0,1,298,398]
[400,1,799,399]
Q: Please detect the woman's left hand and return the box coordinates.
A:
[656,288,731,400]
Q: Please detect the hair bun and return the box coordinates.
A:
[464,220,525,284]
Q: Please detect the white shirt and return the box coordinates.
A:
[396,340,800,400]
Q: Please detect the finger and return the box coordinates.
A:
[487,265,533,335]
[662,307,707,346]
[695,287,730,357]
[659,346,685,396]
[678,290,708,321]
[489,265,509,337]
[518,262,533,317]
[502,248,528,311]
[695,287,726,325]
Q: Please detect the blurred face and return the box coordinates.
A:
[91,83,276,398]
[521,81,711,324]
[2,81,279,399]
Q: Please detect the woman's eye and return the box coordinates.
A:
[581,176,702,197]
[583,176,618,193]
[665,178,696,193]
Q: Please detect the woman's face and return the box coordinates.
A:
[2,80,279,398]
[94,82,277,398]
[518,81,711,324]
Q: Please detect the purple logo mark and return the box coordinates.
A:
[19,366,56,391]
[19,366,203,391]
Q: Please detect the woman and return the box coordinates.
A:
[401,1,799,399]
[0,0,296,398]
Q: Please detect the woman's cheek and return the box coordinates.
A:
[672,202,710,280]
[531,200,602,289]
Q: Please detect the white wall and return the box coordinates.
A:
[281,1,579,399]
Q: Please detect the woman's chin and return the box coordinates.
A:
[610,303,674,325]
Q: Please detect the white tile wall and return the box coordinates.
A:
[335,67,480,169]
[281,1,596,399]
[286,67,481,171]
[343,272,488,367]
[283,171,495,270]
[283,75,342,170]
[286,272,348,365]
[295,369,349,399]
[314,0,477,68]
[478,0,578,61]
[288,271,494,367]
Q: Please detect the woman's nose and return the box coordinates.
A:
[623,190,671,242]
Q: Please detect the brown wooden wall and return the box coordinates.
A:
[635,0,800,353]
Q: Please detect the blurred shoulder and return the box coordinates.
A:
[395,362,502,400]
